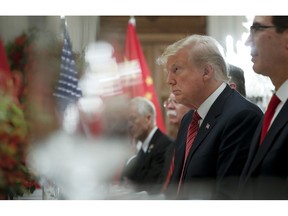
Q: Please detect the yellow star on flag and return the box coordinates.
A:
[145,76,153,86]
[145,92,153,100]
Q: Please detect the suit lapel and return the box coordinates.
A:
[247,100,288,176]
[147,129,160,154]
[184,85,233,171]
[242,120,262,176]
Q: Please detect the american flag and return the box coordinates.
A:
[54,20,82,116]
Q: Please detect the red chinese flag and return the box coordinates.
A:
[124,17,166,133]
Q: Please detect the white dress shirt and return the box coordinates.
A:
[141,126,158,153]
[270,79,288,129]
[197,82,227,126]
[126,127,158,165]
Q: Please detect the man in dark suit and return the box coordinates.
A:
[122,96,173,195]
[157,34,263,199]
[161,93,190,191]
[239,16,288,199]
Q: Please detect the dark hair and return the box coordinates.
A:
[228,64,246,97]
[272,16,288,33]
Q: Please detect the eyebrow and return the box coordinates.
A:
[166,63,176,72]
[170,62,184,69]
[252,21,262,25]
[252,21,271,26]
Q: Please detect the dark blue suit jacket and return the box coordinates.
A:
[166,85,263,199]
[122,129,173,194]
[239,100,288,199]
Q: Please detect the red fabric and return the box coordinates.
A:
[0,37,13,94]
[0,37,11,76]
[177,111,201,193]
[124,18,166,133]
[259,94,281,144]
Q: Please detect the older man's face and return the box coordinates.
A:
[166,49,206,109]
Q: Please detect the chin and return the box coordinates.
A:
[169,121,177,125]
[252,65,263,75]
[252,63,259,72]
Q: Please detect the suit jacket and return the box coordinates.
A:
[239,100,288,199]
[166,85,263,199]
[122,128,173,194]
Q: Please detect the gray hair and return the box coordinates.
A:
[157,34,229,82]
[130,97,156,125]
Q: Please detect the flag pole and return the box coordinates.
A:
[129,16,136,26]
[60,16,67,41]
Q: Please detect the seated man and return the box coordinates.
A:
[157,34,262,199]
[122,97,173,194]
[162,93,190,191]
[164,92,190,138]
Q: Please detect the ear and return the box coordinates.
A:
[146,114,152,124]
[203,64,213,81]
[229,82,237,90]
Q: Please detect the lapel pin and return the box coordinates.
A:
[148,144,154,153]
[206,123,210,129]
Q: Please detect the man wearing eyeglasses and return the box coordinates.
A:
[164,92,191,138]
[239,16,288,199]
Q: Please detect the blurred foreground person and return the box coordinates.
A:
[122,97,173,195]
[26,36,133,199]
[27,95,132,199]
[157,34,262,199]
[239,16,288,199]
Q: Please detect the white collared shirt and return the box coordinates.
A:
[126,127,158,165]
[269,80,288,128]
[197,82,227,126]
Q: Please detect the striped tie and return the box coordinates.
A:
[177,111,201,193]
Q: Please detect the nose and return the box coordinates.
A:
[167,101,175,109]
[166,71,176,85]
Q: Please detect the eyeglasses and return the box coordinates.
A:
[250,24,276,34]
[163,98,178,107]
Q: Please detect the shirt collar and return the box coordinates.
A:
[197,82,227,125]
[275,80,288,103]
[142,126,158,153]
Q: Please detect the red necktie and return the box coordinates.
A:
[259,94,281,144]
[177,111,201,193]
